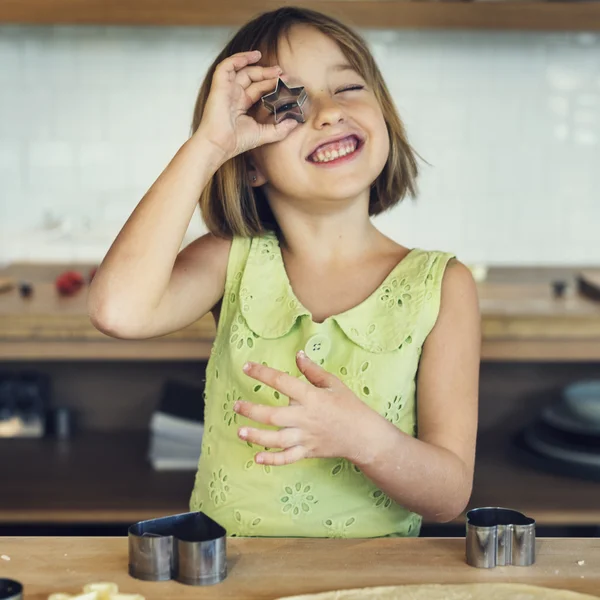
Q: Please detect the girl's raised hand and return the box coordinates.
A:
[197,50,299,162]
[233,351,385,466]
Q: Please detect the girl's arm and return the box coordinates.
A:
[87,134,232,340]
[350,259,481,522]
[88,51,294,340]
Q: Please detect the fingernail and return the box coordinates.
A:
[297,350,307,360]
[239,428,248,439]
[243,362,252,373]
[234,401,241,412]
[253,50,261,56]
[256,455,264,464]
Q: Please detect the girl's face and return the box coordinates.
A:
[249,25,389,211]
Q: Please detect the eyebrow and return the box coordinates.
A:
[328,63,356,73]
[279,63,361,91]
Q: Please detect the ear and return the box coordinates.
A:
[248,166,268,187]
[246,152,268,187]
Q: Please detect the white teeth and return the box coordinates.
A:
[310,137,359,163]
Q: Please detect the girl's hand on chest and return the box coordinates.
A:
[233,350,384,466]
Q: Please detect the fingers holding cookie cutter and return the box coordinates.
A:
[261,77,307,124]
[466,507,536,568]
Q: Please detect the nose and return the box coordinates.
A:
[310,94,345,128]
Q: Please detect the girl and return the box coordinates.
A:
[88,7,480,539]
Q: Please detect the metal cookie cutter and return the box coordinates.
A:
[261,77,307,124]
[0,579,23,600]
[128,511,227,585]
[466,507,536,568]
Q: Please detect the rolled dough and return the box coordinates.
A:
[276,583,598,600]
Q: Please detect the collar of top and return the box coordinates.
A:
[238,231,433,354]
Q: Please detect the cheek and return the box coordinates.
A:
[259,147,280,178]
[379,124,391,160]
[354,101,389,147]
[261,138,302,177]
[369,111,390,164]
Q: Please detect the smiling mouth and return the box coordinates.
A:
[307,135,363,164]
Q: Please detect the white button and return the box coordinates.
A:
[305,334,331,363]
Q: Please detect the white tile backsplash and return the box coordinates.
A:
[0,25,599,266]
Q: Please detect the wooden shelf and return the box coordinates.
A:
[479,274,600,361]
[0,430,598,526]
[3,263,600,362]
[1,0,600,31]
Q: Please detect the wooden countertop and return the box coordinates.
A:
[1,263,600,362]
[1,431,599,526]
[0,537,599,599]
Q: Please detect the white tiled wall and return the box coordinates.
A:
[0,25,599,265]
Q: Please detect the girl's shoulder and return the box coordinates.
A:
[386,246,457,287]
[357,246,466,347]
[225,230,279,276]
[406,247,474,294]
[221,231,286,306]
[404,247,477,342]
[326,247,463,354]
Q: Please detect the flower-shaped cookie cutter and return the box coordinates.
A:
[128,511,227,585]
[261,77,307,124]
[466,507,536,568]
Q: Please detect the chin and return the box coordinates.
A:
[317,184,373,205]
[315,171,381,200]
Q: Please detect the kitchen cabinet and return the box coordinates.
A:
[1,424,599,528]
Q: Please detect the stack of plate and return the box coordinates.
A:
[514,381,600,481]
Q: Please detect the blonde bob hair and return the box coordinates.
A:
[192,6,419,238]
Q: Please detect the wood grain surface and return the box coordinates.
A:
[1,264,600,361]
[1,0,600,31]
[0,537,599,599]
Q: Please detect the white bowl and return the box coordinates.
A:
[563,380,600,424]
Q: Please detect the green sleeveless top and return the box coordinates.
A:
[189,231,455,538]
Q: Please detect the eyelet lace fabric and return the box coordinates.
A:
[190,231,455,538]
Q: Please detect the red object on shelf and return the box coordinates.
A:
[55,270,85,296]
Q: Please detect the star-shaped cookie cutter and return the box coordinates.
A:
[261,77,307,124]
